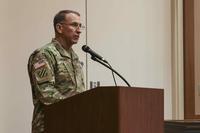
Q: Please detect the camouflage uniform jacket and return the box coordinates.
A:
[28,39,85,133]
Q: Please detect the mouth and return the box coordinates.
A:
[74,35,80,40]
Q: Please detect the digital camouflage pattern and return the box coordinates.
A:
[28,39,85,133]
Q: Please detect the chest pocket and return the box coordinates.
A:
[75,61,83,77]
[55,60,74,86]
[74,60,84,86]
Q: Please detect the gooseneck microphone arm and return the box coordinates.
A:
[91,56,131,87]
[82,45,108,63]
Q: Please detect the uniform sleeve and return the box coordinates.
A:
[28,51,65,105]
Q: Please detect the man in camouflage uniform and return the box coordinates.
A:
[28,10,86,133]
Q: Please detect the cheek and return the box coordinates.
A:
[65,28,75,35]
[63,30,73,37]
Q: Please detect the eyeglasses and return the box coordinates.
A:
[60,22,86,30]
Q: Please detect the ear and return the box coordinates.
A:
[56,23,63,34]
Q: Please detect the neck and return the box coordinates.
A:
[55,36,72,50]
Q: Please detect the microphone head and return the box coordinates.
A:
[82,45,90,52]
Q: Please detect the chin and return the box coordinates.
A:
[72,40,79,44]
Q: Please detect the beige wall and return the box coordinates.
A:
[87,0,172,119]
[1,0,172,133]
[0,0,86,133]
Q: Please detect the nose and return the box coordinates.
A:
[76,27,82,34]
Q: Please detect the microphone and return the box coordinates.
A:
[81,45,131,87]
[82,45,107,63]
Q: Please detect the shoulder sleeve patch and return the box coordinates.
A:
[34,65,53,84]
[33,59,54,84]
[33,60,46,69]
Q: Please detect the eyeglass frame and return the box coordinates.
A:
[59,22,86,30]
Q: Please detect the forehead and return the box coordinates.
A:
[64,13,80,22]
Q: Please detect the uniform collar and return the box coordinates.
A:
[52,38,78,60]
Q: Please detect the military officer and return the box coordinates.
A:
[28,10,86,133]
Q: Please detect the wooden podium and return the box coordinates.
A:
[44,86,164,133]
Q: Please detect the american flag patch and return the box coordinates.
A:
[34,60,46,69]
